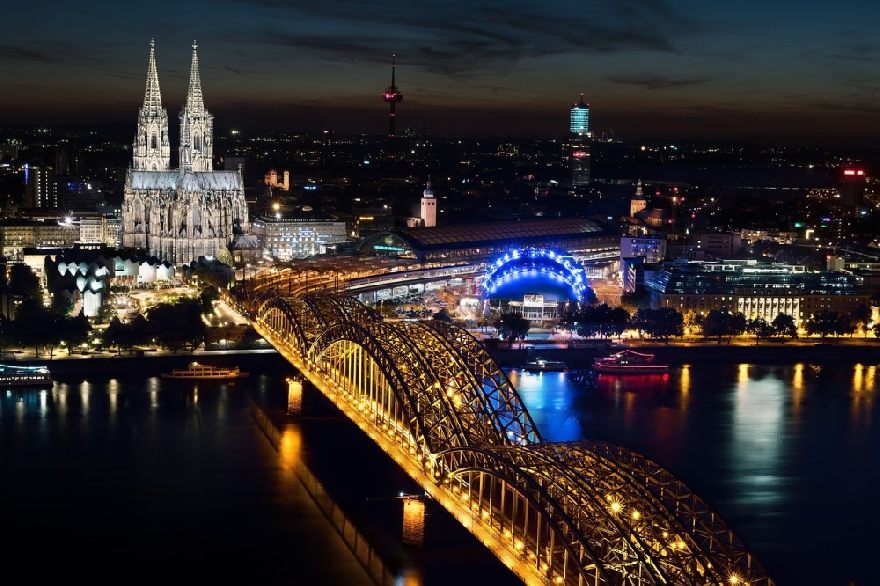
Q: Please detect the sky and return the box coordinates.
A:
[3,0,880,143]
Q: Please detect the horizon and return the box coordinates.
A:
[3,1,880,146]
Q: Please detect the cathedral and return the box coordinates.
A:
[122,40,248,265]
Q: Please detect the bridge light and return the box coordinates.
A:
[631,509,641,521]
[728,575,741,585]
[609,500,622,514]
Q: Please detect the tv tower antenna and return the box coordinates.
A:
[382,54,404,154]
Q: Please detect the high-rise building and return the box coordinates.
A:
[122,40,248,265]
[840,168,867,207]
[420,178,437,228]
[24,165,58,209]
[569,94,591,187]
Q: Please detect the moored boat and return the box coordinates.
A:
[0,364,53,387]
[593,350,669,374]
[162,362,249,380]
[523,358,567,372]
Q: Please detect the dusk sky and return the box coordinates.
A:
[4,0,880,142]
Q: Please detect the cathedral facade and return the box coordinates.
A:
[122,41,248,265]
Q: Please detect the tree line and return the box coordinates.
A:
[104,297,207,353]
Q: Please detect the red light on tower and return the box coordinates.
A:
[844,169,856,176]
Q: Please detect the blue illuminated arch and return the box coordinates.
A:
[482,248,588,302]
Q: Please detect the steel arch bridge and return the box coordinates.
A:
[253,291,772,586]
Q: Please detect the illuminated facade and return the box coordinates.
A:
[122,41,248,265]
[620,235,665,264]
[647,260,868,324]
[569,94,591,187]
[252,216,348,260]
[419,179,436,228]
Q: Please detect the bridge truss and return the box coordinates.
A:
[254,291,772,586]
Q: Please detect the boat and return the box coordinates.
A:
[0,364,53,387]
[593,350,669,374]
[161,362,249,380]
[523,358,567,372]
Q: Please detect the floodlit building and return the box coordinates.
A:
[0,219,79,260]
[647,260,868,325]
[264,169,290,191]
[121,40,248,265]
[252,216,348,260]
[419,179,437,228]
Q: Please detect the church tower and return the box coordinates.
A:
[420,177,437,228]
[179,41,213,172]
[132,40,170,171]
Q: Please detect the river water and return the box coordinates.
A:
[509,362,880,585]
[3,360,877,584]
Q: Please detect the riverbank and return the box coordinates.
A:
[1,348,287,376]
[489,342,880,367]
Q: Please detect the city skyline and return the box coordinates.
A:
[3,0,880,143]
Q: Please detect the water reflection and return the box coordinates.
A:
[506,360,880,584]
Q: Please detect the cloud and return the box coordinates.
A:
[0,44,68,64]
[224,64,261,76]
[222,0,710,76]
[606,74,711,90]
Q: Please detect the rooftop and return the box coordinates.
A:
[394,218,606,251]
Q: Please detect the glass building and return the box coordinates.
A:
[570,95,590,136]
[570,95,591,187]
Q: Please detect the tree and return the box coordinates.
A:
[747,318,774,344]
[699,310,747,343]
[771,313,798,340]
[12,298,56,356]
[608,307,631,338]
[8,264,41,299]
[633,308,683,342]
[850,304,872,337]
[700,310,729,343]
[50,291,74,316]
[807,310,845,339]
[61,310,91,354]
[198,286,219,315]
[146,298,206,351]
[494,313,530,346]
[433,308,454,322]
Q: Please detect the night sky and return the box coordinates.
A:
[3,0,880,142]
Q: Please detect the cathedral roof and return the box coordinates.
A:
[129,170,242,191]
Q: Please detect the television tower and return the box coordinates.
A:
[382,54,403,153]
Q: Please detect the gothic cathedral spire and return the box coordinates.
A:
[132,39,170,171]
[179,40,213,172]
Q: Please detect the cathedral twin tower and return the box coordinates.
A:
[122,40,248,265]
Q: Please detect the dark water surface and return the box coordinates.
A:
[509,362,880,585]
[4,360,877,585]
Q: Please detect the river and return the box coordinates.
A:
[508,362,880,585]
[3,359,877,584]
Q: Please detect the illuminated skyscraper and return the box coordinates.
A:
[569,94,591,187]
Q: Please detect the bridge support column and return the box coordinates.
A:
[402,496,425,547]
[287,376,303,415]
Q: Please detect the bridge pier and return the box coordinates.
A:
[402,496,426,547]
